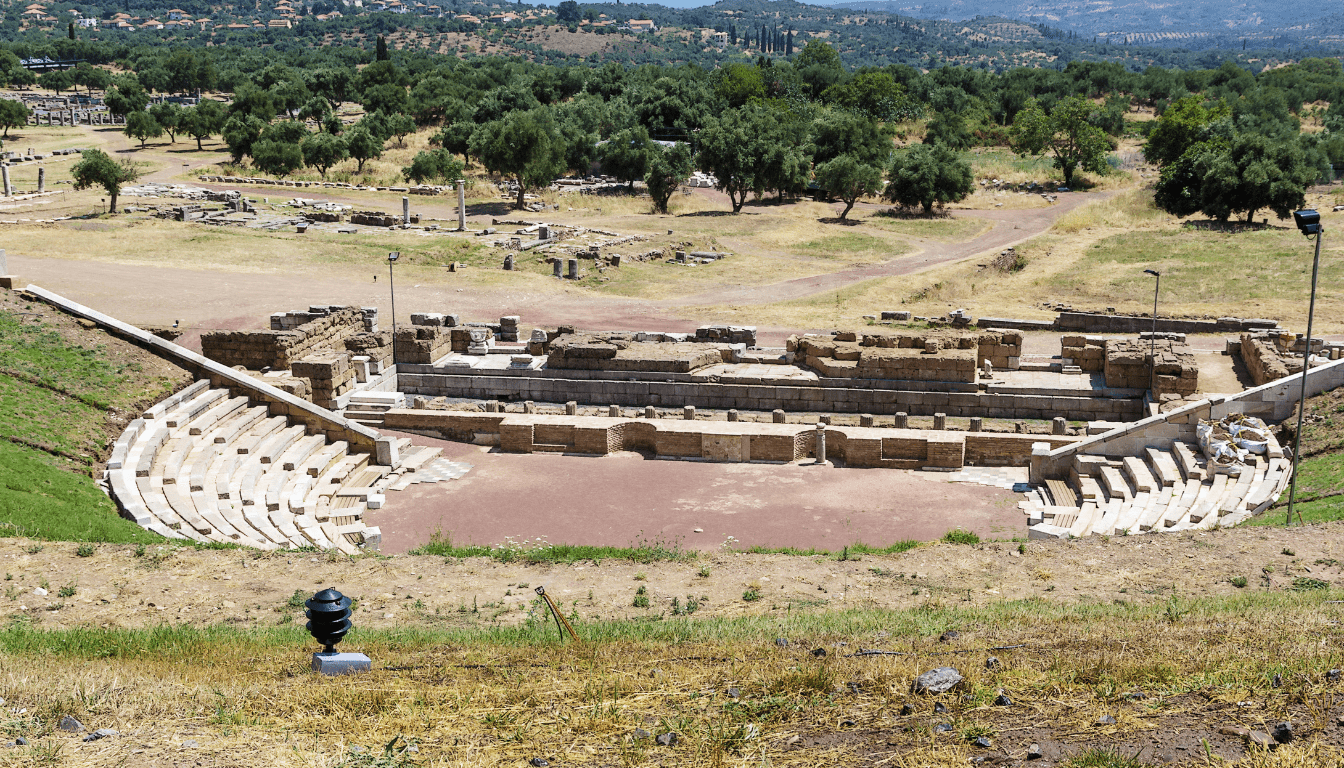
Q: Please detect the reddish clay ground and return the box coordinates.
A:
[369,431,1020,554]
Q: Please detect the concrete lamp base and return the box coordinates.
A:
[312,652,371,676]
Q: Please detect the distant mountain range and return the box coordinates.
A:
[820,0,1340,45]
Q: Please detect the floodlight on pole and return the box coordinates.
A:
[1286,211,1323,526]
[388,252,400,370]
[1144,269,1160,404]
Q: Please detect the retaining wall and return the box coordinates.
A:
[381,409,1077,467]
[21,285,386,459]
[1031,356,1344,482]
[394,368,1144,421]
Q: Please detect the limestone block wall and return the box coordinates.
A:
[790,329,1022,382]
[1104,339,1198,397]
[547,334,727,374]
[291,353,356,409]
[1060,335,1105,372]
[394,368,1145,421]
[381,409,1077,467]
[395,327,453,364]
[1240,332,1310,386]
[202,307,369,370]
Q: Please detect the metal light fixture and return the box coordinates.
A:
[1144,269,1161,404]
[305,588,370,675]
[388,252,400,370]
[1286,211,1324,525]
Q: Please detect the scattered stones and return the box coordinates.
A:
[840,720,856,727]
[82,729,117,743]
[58,715,85,733]
[811,648,827,657]
[973,736,993,748]
[32,587,47,597]
[1027,743,1043,760]
[934,702,949,714]
[632,728,651,740]
[1328,669,1341,682]
[1096,715,1117,726]
[938,630,961,643]
[1271,673,1282,688]
[899,703,915,716]
[994,694,1013,707]
[655,732,680,747]
[913,667,964,695]
[1219,726,1249,738]
[15,737,28,746]
[182,740,199,748]
[933,723,954,734]
[1248,731,1273,749]
[1271,722,1294,744]
[529,758,549,767]
[775,638,789,647]
[985,656,1001,671]
[726,688,740,699]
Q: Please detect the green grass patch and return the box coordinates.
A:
[743,540,922,558]
[0,587,1338,660]
[0,441,159,543]
[408,529,694,564]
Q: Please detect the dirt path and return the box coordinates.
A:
[667,191,1113,307]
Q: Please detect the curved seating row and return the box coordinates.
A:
[1023,439,1292,539]
[105,381,446,552]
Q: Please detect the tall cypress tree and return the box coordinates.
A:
[729,23,736,45]
[375,35,389,61]
[786,28,793,55]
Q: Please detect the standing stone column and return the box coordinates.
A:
[859,414,874,427]
[608,405,620,417]
[37,167,44,194]
[456,179,466,231]
[969,417,983,432]
[683,405,695,420]
[503,254,514,271]
[402,196,409,225]
[645,406,656,419]
[1052,417,1068,435]
[524,401,535,414]
[2,165,11,197]
[552,259,562,278]
[727,409,739,422]
[933,412,947,430]
[772,409,786,423]
[567,259,578,279]
[815,424,827,464]
[565,401,577,415]
[0,249,7,274]
[895,412,908,429]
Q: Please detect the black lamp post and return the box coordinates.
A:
[1144,269,1160,402]
[388,251,400,369]
[1286,210,1324,526]
[305,588,370,675]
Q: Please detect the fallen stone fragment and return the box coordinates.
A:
[985,656,1001,670]
[82,729,117,743]
[1096,715,1117,725]
[994,694,1013,706]
[656,732,679,747]
[1271,722,1294,744]
[58,716,85,733]
[913,667,963,695]
[1026,743,1043,760]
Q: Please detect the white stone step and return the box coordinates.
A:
[1122,457,1157,493]
[1145,448,1182,487]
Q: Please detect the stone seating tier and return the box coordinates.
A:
[106,383,438,551]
